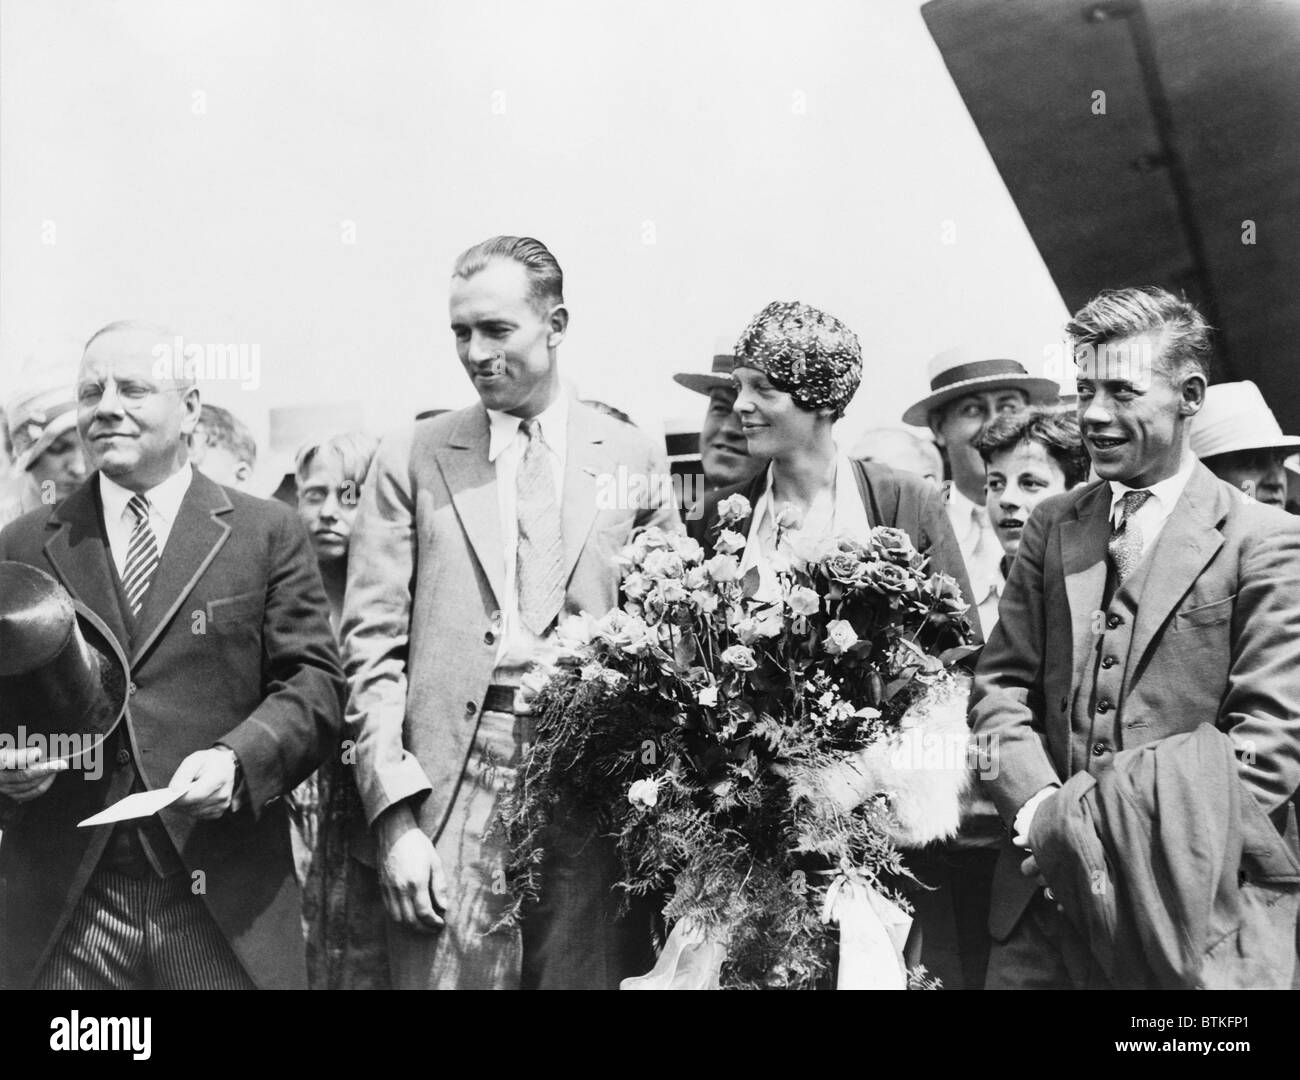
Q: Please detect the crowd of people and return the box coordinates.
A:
[2,234,1299,990]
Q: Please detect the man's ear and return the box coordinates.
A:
[926,407,950,449]
[1178,371,1207,417]
[547,304,569,349]
[234,461,253,487]
[179,386,202,436]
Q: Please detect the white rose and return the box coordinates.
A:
[715,529,747,556]
[717,493,752,525]
[824,619,859,656]
[628,777,660,809]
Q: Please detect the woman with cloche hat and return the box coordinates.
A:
[689,300,976,615]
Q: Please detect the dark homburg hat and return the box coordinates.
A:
[902,346,1060,427]
[0,562,129,767]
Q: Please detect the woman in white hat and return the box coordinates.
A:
[0,374,86,529]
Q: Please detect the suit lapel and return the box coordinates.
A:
[131,472,233,666]
[42,480,132,653]
[562,405,604,584]
[1059,483,1112,696]
[435,406,506,608]
[1125,464,1228,682]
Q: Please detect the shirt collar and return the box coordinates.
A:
[944,481,990,529]
[945,482,977,517]
[99,462,194,526]
[755,456,863,535]
[1107,453,1197,525]
[486,393,569,463]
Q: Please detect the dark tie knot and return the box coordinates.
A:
[127,494,151,523]
[521,418,542,442]
[1118,489,1152,526]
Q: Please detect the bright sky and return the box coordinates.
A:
[0,0,1071,493]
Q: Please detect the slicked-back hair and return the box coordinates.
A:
[973,405,1091,489]
[452,236,564,317]
[1065,286,1213,381]
[193,403,257,467]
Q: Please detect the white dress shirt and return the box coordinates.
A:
[99,463,194,580]
[1106,453,1197,561]
[741,456,871,601]
[944,482,1004,635]
[486,393,569,677]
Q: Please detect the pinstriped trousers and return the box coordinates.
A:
[34,868,255,990]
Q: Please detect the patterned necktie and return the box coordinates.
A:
[1108,489,1153,582]
[516,418,564,636]
[123,493,161,616]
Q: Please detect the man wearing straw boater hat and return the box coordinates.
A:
[1189,380,1300,510]
[674,337,770,494]
[900,347,1057,990]
[903,347,1059,637]
[0,319,343,990]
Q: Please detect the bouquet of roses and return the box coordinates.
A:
[497,494,977,990]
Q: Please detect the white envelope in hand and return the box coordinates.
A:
[78,787,184,828]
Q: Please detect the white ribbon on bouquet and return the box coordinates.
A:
[821,874,912,990]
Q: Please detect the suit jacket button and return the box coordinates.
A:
[1101,656,1117,669]
[465,700,477,717]
[1096,700,1111,714]
[115,748,131,766]
[1106,614,1121,629]
[1092,741,1108,756]
[128,682,138,695]
[1059,696,1069,713]
[484,631,495,645]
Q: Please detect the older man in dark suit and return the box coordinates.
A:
[971,287,1300,988]
[0,320,343,990]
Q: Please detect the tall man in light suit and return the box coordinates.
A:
[0,320,343,989]
[971,287,1300,988]
[343,236,679,989]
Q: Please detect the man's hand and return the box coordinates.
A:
[376,803,448,932]
[1018,850,1045,884]
[169,748,238,819]
[0,747,66,802]
[1014,786,1058,893]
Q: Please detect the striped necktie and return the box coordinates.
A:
[1108,489,1153,582]
[516,418,565,636]
[123,493,161,615]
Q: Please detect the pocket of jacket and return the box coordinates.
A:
[1172,594,1235,631]
[206,590,265,625]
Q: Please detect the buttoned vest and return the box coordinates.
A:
[1069,545,1159,779]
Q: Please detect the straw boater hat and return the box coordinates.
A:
[5,370,80,473]
[1189,381,1300,460]
[902,346,1060,427]
[672,337,740,396]
[0,562,129,769]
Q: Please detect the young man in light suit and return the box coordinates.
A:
[0,321,343,990]
[342,236,679,989]
[971,287,1300,988]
